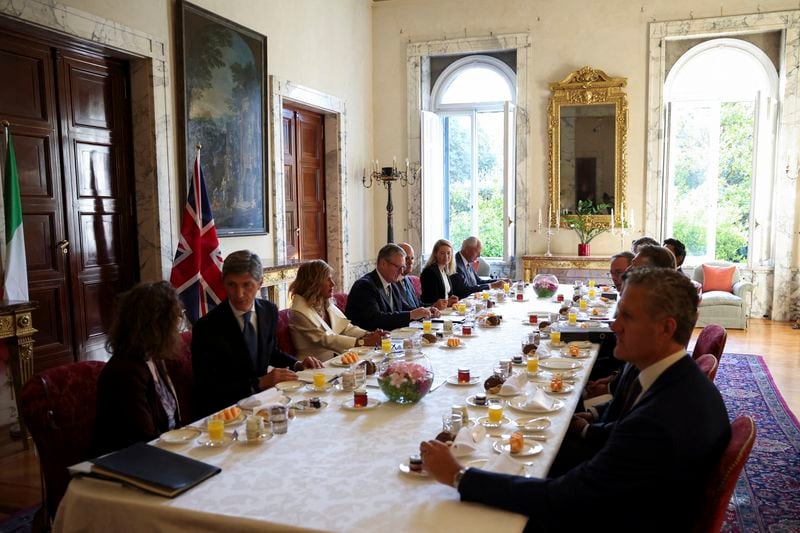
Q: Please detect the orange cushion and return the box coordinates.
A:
[702,264,735,293]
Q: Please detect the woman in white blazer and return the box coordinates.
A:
[289,260,386,361]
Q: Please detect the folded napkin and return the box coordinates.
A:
[296,367,342,383]
[499,372,528,396]
[239,388,285,410]
[451,425,486,457]
[483,452,524,475]
[521,389,556,411]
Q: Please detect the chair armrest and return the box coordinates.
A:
[732,280,754,298]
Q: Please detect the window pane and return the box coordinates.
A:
[476,111,504,257]
[445,115,472,248]
[441,66,512,105]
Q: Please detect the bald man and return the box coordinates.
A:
[397,242,422,309]
[453,236,507,297]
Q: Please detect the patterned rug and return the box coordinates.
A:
[717,353,800,532]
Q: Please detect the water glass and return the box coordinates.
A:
[442,413,463,434]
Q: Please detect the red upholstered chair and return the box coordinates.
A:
[277,308,296,355]
[693,324,728,363]
[164,330,195,423]
[19,360,106,522]
[692,416,756,533]
[333,292,348,313]
[695,353,719,381]
[408,275,422,297]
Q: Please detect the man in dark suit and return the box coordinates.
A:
[345,244,440,331]
[192,250,323,417]
[420,267,731,531]
[397,242,422,309]
[453,236,507,297]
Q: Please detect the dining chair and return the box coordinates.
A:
[19,360,106,523]
[276,308,297,355]
[695,353,719,381]
[333,292,348,313]
[164,330,195,423]
[692,416,756,533]
[693,324,728,364]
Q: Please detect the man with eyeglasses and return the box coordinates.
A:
[346,243,440,331]
[609,251,634,291]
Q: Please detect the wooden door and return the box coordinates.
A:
[282,104,326,261]
[0,27,138,367]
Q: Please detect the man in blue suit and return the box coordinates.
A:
[453,236,507,297]
[397,242,422,309]
[192,250,323,417]
[345,244,439,331]
[420,267,731,531]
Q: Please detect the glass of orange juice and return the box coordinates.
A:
[487,400,504,424]
[502,282,510,293]
[527,353,539,374]
[457,302,467,314]
[579,299,588,311]
[207,419,224,441]
[422,319,432,334]
[550,330,562,344]
[568,310,578,325]
[313,372,326,389]
[381,338,392,353]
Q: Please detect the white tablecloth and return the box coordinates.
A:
[54,285,601,533]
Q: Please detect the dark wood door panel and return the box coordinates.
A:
[74,141,116,198]
[29,284,73,372]
[0,39,52,125]
[282,109,299,260]
[301,168,323,202]
[12,131,54,198]
[295,109,326,260]
[64,57,114,130]
[78,213,120,268]
[20,213,58,274]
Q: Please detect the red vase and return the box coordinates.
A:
[578,243,590,256]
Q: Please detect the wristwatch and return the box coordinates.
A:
[452,467,468,489]
[357,338,365,347]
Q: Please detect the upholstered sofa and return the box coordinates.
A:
[692,261,754,330]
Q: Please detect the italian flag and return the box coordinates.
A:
[3,133,28,301]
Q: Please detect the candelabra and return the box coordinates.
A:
[363,161,421,243]
[535,223,557,257]
[615,225,628,252]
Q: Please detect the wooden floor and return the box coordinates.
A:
[0,318,797,524]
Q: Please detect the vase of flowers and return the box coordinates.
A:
[377,356,434,404]
[563,200,611,256]
[532,274,559,298]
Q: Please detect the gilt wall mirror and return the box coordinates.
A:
[547,66,628,227]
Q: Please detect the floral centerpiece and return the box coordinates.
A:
[563,200,611,256]
[377,359,434,404]
[532,274,559,298]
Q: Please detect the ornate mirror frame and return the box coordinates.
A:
[547,66,628,228]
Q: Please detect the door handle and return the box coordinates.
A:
[57,240,69,254]
[295,228,301,236]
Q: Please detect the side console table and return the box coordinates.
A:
[0,300,38,448]
[521,255,612,285]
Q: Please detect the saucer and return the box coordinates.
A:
[446,375,480,386]
[537,383,575,394]
[275,380,305,392]
[290,399,329,412]
[340,398,381,411]
[506,396,564,414]
[539,358,583,371]
[235,432,273,445]
[465,394,493,407]
[159,427,200,444]
[492,438,544,457]
[197,433,234,448]
[476,415,510,428]
[306,382,334,393]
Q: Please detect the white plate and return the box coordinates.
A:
[275,380,305,392]
[439,342,467,350]
[454,331,476,338]
[494,387,527,397]
[528,370,578,383]
[446,375,481,386]
[351,347,376,356]
[205,411,245,428]
[340,398,382,411]
[197,433,234,448]
[391,328,419,340]
[305,382,334,392]
[492,438,544,457]
[559,349,592,360]
[398,462,429,478]
[507,396,564,414]
[465,394,491,407]
[539,358,583,370]
[460,458,489,469]
[537,383,575,394]
[159,427,201,444]
[330,355,362,368]
[476,415,510,428]
[290,399,329,413]
[236,432,273,445]
[514,417,552,431]
[567,341,591,348]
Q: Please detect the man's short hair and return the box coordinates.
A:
[634,245,677,269]
[623,267,699,345]
[611,251,635,263]
[663,238,687,259]
[632,237,660,253]
[461,236,479,249]
[223,250,263,281]
[377,243,405,263]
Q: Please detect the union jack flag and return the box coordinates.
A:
[170,150,225,324]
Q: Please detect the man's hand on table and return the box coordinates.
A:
[567,412,593,436]
[258,367,298,390]
[420,439,462,487]
[298,357,324,370]
[428,306,441,318]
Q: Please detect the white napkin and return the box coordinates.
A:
[451,425,486,457]
[483,452,524,475]
[240,388,284,410]
[499,372,528,396]
[522,389,555,411]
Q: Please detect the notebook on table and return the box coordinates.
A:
[88,442,221,498]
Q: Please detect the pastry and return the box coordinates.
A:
[522,343,538,355]
[509,431,524,453]
[538,320,551,331]
[550,375,564,392]
[362,360,377,375]
[340,351,359,364]
[447,337,461,348]
[211,406,241,422]
[435,430,456,444]
[569,344,580,357]
[484,374,506,394]
[422,333,438,344]
[485,314,501,326]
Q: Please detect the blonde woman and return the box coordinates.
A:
[420,239,463,309]
[289,260,386,361]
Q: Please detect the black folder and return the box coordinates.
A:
[90,442,221,498]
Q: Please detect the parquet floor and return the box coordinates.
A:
[0,318,796,523]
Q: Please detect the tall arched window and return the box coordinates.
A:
[424,56,516,259]
[663,39,778,264]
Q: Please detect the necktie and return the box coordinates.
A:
[243,311,258,368]
[620,376,643,417]
[386,285,394,311]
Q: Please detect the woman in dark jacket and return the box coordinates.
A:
[91,281,184,456]
[420,239,463,308]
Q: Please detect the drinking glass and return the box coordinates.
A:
[442,413,463,434]
[568,310,578,325]
[457,302,467,314]
[353,388,368,408]
[487,400,504,423]
[502,282,510,293]
[527,353,539,374]
[381,337,392,354]
[550,330,562,344]
[588,279,596,288]
[313,372,326,389]
[579,299,588,312]
[457,368,471,383]
[482,291,490,300]
[207,419,224,441]
[588,287,596,299]
[422,319,432,334]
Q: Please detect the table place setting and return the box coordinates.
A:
[507,389,565,414]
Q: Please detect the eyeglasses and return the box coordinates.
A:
[386,261,405,270]
[610,270,626,277]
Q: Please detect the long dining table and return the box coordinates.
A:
[54,284,607,532]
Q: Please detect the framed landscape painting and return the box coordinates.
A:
[178,2,268,235]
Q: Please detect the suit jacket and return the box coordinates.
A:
[91,356,180,456]
[453,251,489,298]
[345,270,411,331]
[459,355,730,532]
[397,276,421,309]
[192,299,298,418]
[419,263,467,305]
[289,294,367,361]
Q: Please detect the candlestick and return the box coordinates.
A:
[538,208,542,227]
[548,204,552,228]
[610,209,615,231]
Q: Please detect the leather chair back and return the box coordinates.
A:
[19,360,106,520]
[693,324,728,363]
[277,308,296,355]
[695,353,719,381]
[333,292,348,313]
